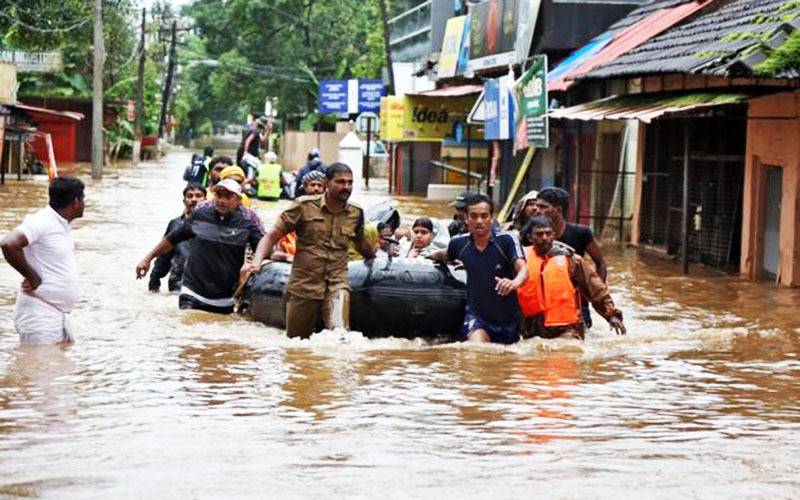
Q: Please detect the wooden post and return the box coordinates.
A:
[364,117,372,189]
[91,0,104,179]
[316,112,321,149]
[681,120,690,274]
[619,133,626,243]
[18,139,23,180]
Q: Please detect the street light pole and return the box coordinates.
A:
[91,0,104,179]
[158,20,177,140]
[132,7,146,162]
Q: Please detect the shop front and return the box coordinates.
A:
[380,86,482,195]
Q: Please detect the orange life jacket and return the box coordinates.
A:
[517,247,580,326]
[279,232,297,255]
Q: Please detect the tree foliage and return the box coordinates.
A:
[1,0,390,142]
[181,0,387,131]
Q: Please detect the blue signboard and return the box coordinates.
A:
[483,77,514,141]
[358,79,385,113]
[320,79,385,115]
[319,80,348,114]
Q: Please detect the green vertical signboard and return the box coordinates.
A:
[517,54,548,148]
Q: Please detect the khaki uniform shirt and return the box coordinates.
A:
[274,194,365,300]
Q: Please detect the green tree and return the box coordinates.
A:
[180,0,387,133]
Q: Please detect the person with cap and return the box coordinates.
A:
[517,215,625,340]
[508,190,539,232]
[147,183,206,293]
[256,151,285,201]
[200,164,265,234]
[447,191,473,237]
[243,163,376,338]
[270,170,326,262]
[207,165,255,208]
[136,179,264,314]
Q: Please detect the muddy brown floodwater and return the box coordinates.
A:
[0,152,799,498]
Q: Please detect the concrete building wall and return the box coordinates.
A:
[743,91,800,286]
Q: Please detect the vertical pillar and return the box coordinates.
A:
[91,0,104,179]
[466,123,471,191]
[681,120,690,274]
[18,139,23,180]
[574,121,582,223]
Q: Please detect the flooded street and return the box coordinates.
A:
[1,152,799,498]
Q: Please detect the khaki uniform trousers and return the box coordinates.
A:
[285,287,350,339]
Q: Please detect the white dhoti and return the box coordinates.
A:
[14,293,74,345]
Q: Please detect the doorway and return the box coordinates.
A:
[761,165,783,281]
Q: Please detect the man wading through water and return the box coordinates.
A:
[243,163,376,338]
[136,179,263,314]
[517,215,625,340]
[1,177,85,344]
[147,183,206,292]
[429,194,528,344]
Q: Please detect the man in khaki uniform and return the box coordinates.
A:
[244,163,376,338]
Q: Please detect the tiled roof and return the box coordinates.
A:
[550,0,712,90]
[604,0,694,33]
[586,0,800,79]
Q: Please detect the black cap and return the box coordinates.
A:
[450,191,474,209]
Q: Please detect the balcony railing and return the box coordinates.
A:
[388,0,432,62]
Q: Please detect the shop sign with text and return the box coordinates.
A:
[380,95,475,142]
[517,55,548,148]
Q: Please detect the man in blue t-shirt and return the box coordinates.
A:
[430,194,527,344]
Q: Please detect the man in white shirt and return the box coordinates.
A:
[1,177,85,344]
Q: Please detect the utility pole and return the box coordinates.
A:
[378,0,395,95]
[132,7,146,162]
[158,20,177,140]
[91,0,104,179]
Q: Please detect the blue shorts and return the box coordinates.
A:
[461,307,520,344]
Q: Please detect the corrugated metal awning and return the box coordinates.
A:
[12,102,84,121]
[406,84,483,97]
[548,92,751,123]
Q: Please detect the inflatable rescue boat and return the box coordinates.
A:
[239,257,468,340]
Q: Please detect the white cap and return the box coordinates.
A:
[212,178,242,197]
[265,151,278,162]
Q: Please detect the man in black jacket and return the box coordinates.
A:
[136,179,263,314]
[148,183,206,292]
